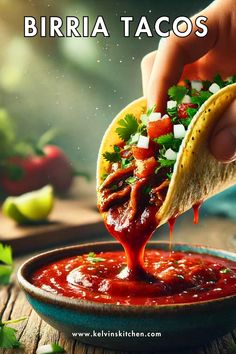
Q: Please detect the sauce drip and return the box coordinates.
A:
[105,204,158,280]
[168,216,177,251]
[193,202,202,224]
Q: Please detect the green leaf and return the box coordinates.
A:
[141,114,148,125]
[158,159,176,167]
[154,133,182,152]
[0,244,13,265]
[143,186,152,195]
[0,243,13,285]
[191,91,212,106]
[0,325,20,349]
[103,145,121,163]
[116,114,139,141]
[146,104,156,117]
[36,343,65,354]
[167,106,177,117]
[167,172,173,180]
[187,107,198,119]
[168,85,187,103]
[125,176,137,185]
[86,252,105,263]
[128,132,140,145]
[181,118,192,127]
[121,158,132,169]
[213,74,225,88]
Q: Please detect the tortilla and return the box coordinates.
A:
[97,84,236,227]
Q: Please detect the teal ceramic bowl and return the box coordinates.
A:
[18,241,236,351]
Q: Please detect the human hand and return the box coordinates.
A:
[141,0,236,162]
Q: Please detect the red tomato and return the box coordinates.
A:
[178,103,198,119]
[135,157,158,178]
[147,117,173,139]
[0,145,73,196]
[132,141,155,160]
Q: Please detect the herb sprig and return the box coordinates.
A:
[86,252,105,263]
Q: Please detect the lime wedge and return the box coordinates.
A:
[2,185,54,223]
[2,197,29,224]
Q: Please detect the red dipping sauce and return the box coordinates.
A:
[32,250,236,306]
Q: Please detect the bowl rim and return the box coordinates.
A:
[17,241,236,315]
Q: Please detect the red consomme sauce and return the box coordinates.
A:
[32,250,236,306]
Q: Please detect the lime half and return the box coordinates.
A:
[3,185,54,223]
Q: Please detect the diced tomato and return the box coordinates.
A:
[178,103,198,119]
[147,117,173,140]
[135,157,158,178]
[132,141,155,160]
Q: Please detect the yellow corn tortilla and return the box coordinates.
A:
[97,84,236,227]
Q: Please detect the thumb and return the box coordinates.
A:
[210,99,236,163]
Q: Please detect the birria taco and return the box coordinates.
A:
[97,76,236,275]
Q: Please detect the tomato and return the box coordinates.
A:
[132,141,155,160]
[135,157,158,178]
[0,145,73,196]
[147,117,173,139]
[178,103,198,119]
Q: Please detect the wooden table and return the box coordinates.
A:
[1,214,236,354]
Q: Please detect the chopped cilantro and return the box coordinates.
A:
[141,114,148,125]
[180,118,192,127]
[143,186,152,195]
[187,107,198,119]
[0,243,14,285]
[191,91,212,107]
[213,74,225,88]
[87,252,105,263]
[0,317,27,349]
[128,132,140,145]
[168,85,188,103]
[116,114,139,141]
[154,133,182,152]
[121,158,132,169]
[155,158,175,173]
[103,145,121,163]
[167,172,173,180]
[167,106,177,117]
[146,104,156,117]
[125,176,137,185]
[220,268,232,274]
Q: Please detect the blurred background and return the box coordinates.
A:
[0,0,212,177]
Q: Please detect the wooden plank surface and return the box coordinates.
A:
[0,199,105,255]
[1,215,236,353]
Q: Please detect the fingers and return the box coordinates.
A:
[141,1,219,112]
[210,99,236,162]
[141,51,156,97]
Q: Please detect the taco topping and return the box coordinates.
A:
[98,75,236,279]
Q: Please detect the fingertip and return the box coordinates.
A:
[210,127,236,163]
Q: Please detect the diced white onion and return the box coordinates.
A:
[137,135,149,149]
[149,112,161,122]
[182,95,191,103]
[112,163,119,171]
[191,80,203,92]
[209,83,220,94]
[162,114,169,119]
[165,148,177,160]
[167,100,177,109]
[173,124,186,139]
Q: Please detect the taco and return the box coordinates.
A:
[97,76,236,273]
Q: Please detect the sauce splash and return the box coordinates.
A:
[193,202,203,224]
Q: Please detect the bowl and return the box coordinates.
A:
[18,241,236,351]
